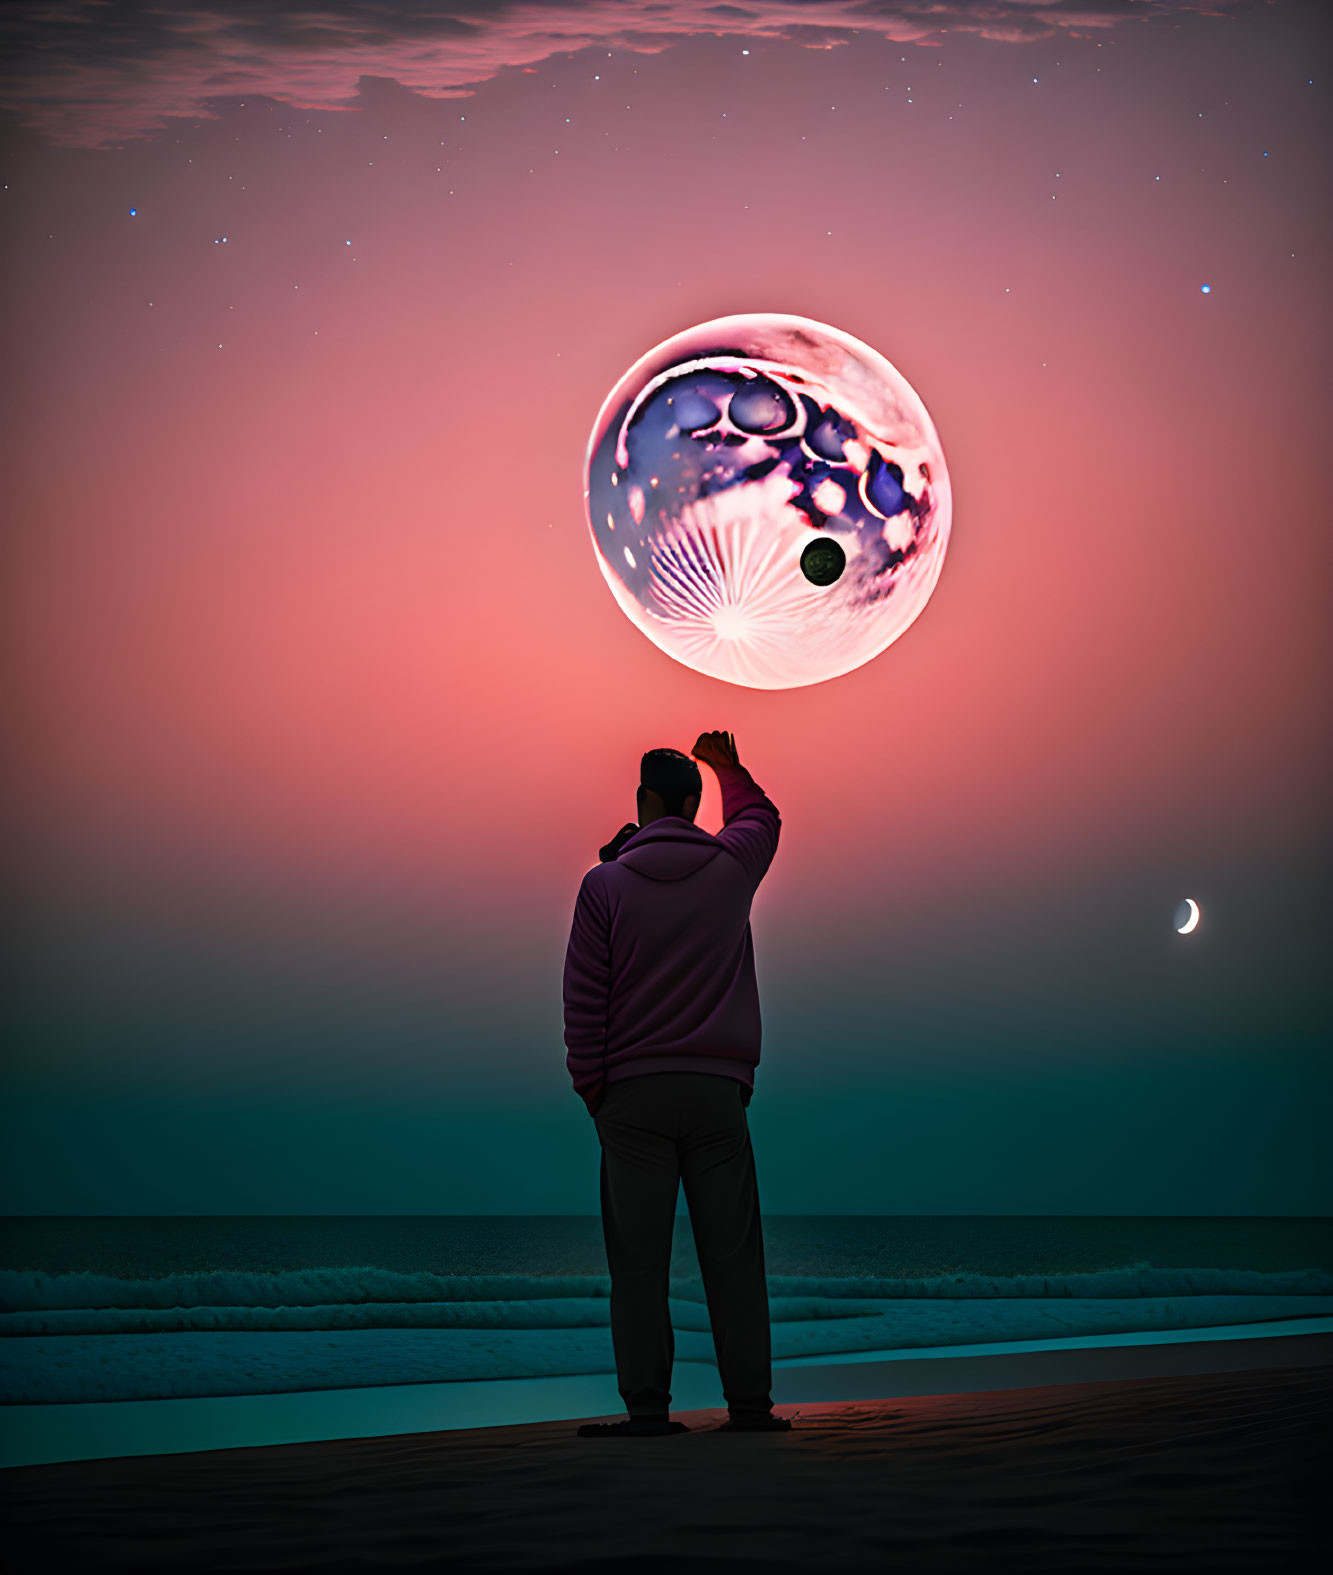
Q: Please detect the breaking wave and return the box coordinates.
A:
[2,1263,1330,1319]
[3,1263,1329,1403]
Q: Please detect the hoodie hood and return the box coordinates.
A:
[614,819,724,882]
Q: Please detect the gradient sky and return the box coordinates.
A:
[2,0,1329,1215]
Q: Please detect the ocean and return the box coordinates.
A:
[2,1215,1331,1408]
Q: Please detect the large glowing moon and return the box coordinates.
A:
[1175,898,1201,934]
[584,313,952,690]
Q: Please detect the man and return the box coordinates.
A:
[563,729,791,1438]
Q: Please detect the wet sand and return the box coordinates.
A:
[4,1362,1329,1572]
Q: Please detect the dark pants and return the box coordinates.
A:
[593,1071,773,1420]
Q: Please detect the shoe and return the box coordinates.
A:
[715,1413,793,1432]
[576,1417,690,1437]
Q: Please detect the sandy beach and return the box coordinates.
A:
[5,1359,1328,1573]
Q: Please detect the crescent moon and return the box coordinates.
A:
[1176,898,1200,935]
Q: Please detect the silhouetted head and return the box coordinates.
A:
[638,748,702,826]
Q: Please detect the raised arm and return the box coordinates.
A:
[692,730,781,888]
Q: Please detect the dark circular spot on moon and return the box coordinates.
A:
[729,377,796,434]
[800,537,846,587]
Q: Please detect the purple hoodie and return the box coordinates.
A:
[563,763,781,1115]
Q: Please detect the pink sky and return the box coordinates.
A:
[2,0,1328,1211]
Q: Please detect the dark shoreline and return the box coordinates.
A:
[5,1362,1329,1572]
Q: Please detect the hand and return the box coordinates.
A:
[600,822,639,863]
[691,730,740,770]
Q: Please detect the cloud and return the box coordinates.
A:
[0,0,1249,149]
